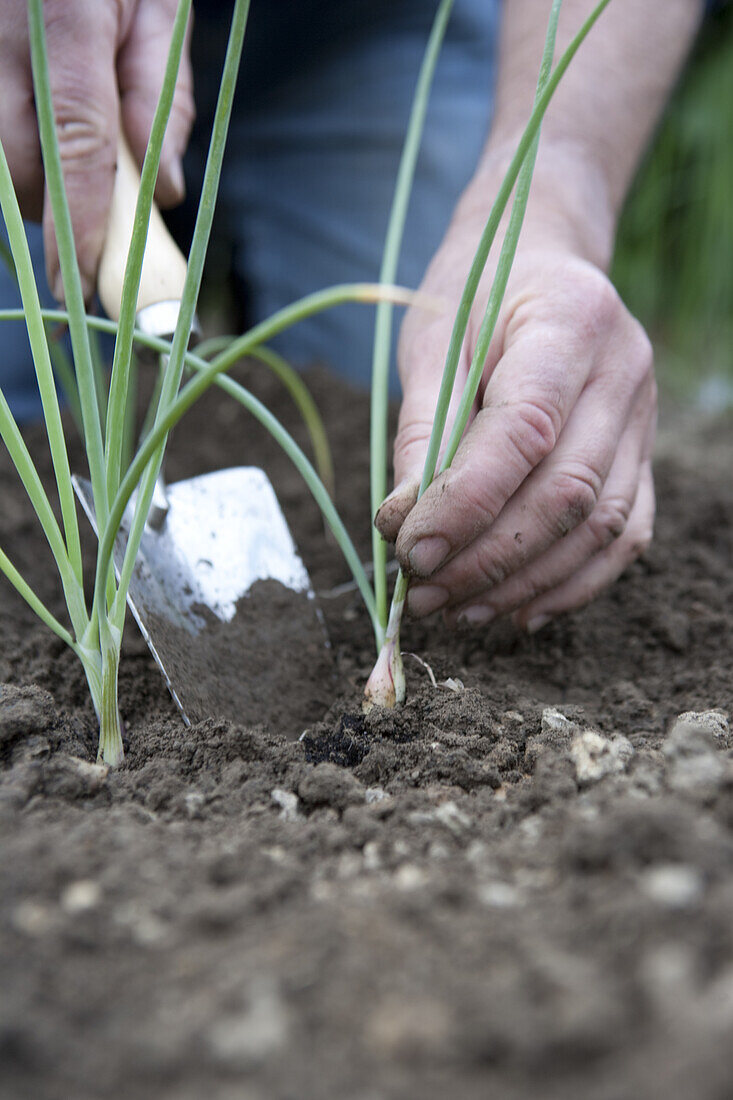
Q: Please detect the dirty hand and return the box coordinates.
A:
[376,165,656,634]
[0,0,193,301]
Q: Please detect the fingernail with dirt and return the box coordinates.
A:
[527,613,552,634]
[375,478,419,540]
[407,536,449,577]
[407,584,449,618]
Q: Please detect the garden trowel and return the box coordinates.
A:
[74,139,329,731]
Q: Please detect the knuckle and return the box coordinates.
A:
[548,466,602,536]
[626,320,654,385]
[474,532,519,588]
[393,416,434,462]
[507,397,560,468]
[556,263,623,343]
[53,98,114,169]
[455,473,501,529]
[584,270,622,332]
[586,494,631,549]
[625,519,654,561]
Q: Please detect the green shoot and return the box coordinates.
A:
[0,236,15,279]
[105,0,252,643]
[417,0,611,499]
[89,326,108,437]
[0,231,84,434]
[28,0,107,527]
[0,282,409,760]
[46,329,84,435]
[104,0,193,502]
[0,132,84,596]
[370,0,455,631]
[0,0,409,766]
[366,0,613,709]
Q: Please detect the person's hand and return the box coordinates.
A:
[376,160,656,634]
[0,0,194,301]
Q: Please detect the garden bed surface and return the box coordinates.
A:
[1,366,733,1100]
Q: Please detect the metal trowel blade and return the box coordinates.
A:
[73,468,330,731]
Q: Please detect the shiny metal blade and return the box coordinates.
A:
[73,468,330,730]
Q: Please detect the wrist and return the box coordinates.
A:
[460,137,617,271]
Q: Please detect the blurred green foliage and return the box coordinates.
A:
[612,4,733,400]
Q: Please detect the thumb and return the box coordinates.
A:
[118,0,195,208]
[375,314,467,544]
[42,0,121,302]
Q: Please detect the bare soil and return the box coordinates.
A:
[1,365,732,1100]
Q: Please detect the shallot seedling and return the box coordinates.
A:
[365,0,613,708]
[0,0,409,762]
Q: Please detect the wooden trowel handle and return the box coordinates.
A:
[97,136,188,322]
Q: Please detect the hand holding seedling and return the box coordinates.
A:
[377,0,701,635]
[385,239,656,632]
[0,0,193,301]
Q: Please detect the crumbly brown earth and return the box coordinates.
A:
[1,365,732,1100]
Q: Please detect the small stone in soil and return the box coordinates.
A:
[570,730,634,786]
[675,709,730,743]
[365,786,388,803]
[664,713,727,800]
[541,706,576,734]
[641,864,704,909]
[477,881,522,909]
[206,980,289,1069]
[270,788,303,821]
[60,880,101,914]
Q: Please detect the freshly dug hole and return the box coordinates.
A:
[144,580,333,732]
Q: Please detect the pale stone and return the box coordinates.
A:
[11,901,54,936]
[207,981,289,1069]
[270,788,302,822]
[664,715,726,800]
[365,787,388,804]
[183,791,206,819]
[478,882,521,909]
[433,801,471,835]
[674,710,729,742]
[541,707,574,734]
[641,864,703,909]
[570,730,634,785]
[61,880,101,914]
[394,864,429,891]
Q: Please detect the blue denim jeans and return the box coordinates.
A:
[0,0,500,419]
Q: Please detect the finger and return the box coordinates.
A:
[407,367,653,616]
[0,64,43,219]
[42,0,122,301]
[379,306,473,540]
[394,321,594,579]
[375,476,419,545]
[118,0,195,207]
[440,416,651,626]
[516,460,655,632]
